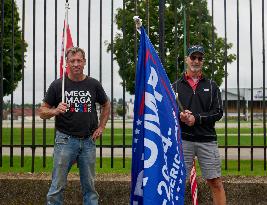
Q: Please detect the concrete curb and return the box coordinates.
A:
[0,174,266,204]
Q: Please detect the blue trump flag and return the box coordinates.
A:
[130,27,186,205]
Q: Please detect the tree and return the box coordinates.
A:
[116,105,126,117]
[117,98,124,105]
[0,0,28,96]
[108,0,235,94]
[116,98,126,117]
[3,100,11,110]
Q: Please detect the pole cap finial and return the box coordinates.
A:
[133,16,142,29]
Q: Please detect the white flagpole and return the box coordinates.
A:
[61,1,70,103]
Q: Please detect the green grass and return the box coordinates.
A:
[216,127,265,134]
[0,156,266,176]
[2,127,267,146]
[202,160,267,176]
[2,128,133,145]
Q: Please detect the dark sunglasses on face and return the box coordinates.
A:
[190,55,204,62]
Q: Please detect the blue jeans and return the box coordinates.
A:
[47,130,98,205]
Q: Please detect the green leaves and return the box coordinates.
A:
[1,0,28,96]
[108,0,236,94]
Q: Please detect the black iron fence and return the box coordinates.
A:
[0,0,266,172]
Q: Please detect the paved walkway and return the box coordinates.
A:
[2,119,267,129]
[2,147,267,160]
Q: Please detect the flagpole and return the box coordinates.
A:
[183,3,187,71]
[61,1,70,103]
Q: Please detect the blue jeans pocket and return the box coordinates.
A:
[89,137,96,145]
[55,133,70,144]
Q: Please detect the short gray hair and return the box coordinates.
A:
[65,47,86,60]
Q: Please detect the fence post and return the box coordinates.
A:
[159,0,165,65]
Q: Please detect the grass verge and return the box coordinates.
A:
[0,156,266,176]
[2,127,267,146]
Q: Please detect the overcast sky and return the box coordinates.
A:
[208,0,267,89]
[4,0,267,104]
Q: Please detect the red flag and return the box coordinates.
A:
[190,159,199,205]
[59,21,73,78]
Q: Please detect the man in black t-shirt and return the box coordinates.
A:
[40,47,110,205]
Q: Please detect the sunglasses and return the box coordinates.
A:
[189,55,204,62]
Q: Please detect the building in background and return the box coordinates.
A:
[221,88,267,120]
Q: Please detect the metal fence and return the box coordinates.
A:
[0,0,266,172]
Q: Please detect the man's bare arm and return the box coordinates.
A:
[99,101,111,129]
[92,101,111,140]
[39,102,67,119]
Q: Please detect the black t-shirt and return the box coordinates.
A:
[44,76,108,137]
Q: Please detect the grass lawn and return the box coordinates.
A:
[0,156,266,176]
[0,156,131,174]
[2,128,133,145]
[2,127,267,146]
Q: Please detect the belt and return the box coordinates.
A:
[56,130,92,139]
[71,135,90,140]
